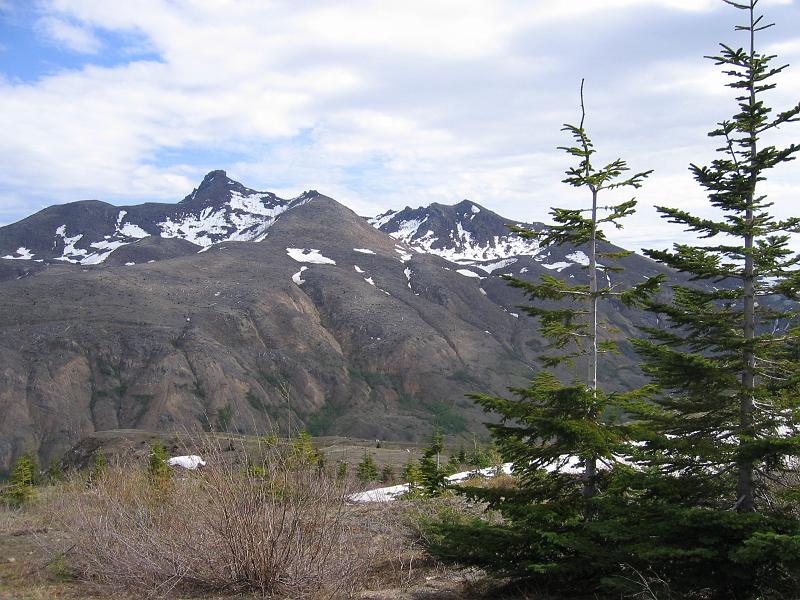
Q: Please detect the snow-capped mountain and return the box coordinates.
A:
[2,171,594,277]
[0,171,674,472]
[369,199,606,277]
[370,199,542,263]
[0,170,314,265]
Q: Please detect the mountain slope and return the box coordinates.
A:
[0,174,672,472]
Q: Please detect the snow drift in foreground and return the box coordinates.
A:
[347,455,594,503]
[347,463,514,503]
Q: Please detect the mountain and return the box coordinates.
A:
[371,199,542,264]
[0,170,312,265]
[372,199,669,298]
[0,173,669,473]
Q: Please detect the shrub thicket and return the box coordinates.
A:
[47,437,417,598]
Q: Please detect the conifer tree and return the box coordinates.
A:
[380,464,395,484]
[632,0,800,514]
[355,451,378,482]
[419,427,448,496]
[470,80,656,499]
[147,442,170,488]
[402,459,422,487]
[425,85,658,593]
[3,453,37,506]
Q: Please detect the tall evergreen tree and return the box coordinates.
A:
[470,80,655,499]
[419,427,448,496]
[423,86,659,595]
[632,0,800,514]
[426,3,800,597]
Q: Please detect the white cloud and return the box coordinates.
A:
[0,0,797,256]
[35,15,102,54]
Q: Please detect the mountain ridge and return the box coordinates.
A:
[0,172,670,472]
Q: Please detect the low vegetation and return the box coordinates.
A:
[32,437,427,599]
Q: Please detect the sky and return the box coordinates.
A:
[0,0,798,252]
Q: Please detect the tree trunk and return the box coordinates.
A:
[737,1,757,513]
[584,187,599,499]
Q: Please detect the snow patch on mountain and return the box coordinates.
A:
[566,250,590,266]
[348,463,514,503]
[287,248,336,265]
[353,248,375,254]
[475,258,517,273]
[292,266,308,285]
[83,240,128,264]
[157,190,306,248]
[394,246,412,262]
[368,210,397,229]
[118,223,149,238]
[456,269,482,278]
[542,261,571,272]
[116,211,149,239]
[2,247,34,260]
[53,226,88,263]
[380,215,541,264]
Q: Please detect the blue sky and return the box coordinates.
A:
[0,0,798,251]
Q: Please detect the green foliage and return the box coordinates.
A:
[467,438,495,468]
[426,467,800,598]
[445,453,461,475]
[44,458,65,484]
[380,464,395,484]
[259,370,283,388]
[417,427,448,496]
[215,404,234,432]
[289,431,323,467]
[306,403,337,436]
[423,399,468,434]
[260,431,279,447]
[47,552,74,582]
[86,450,107,487]
[427,3,800,599]
[245,389,264,412]
[3,453,37,507]
[630,0,800,516]
[347,367,401,390]
[335,461,348,481]
[147,442,170,488]
[492,78,655,502]
[402,459,422,487]
[355,451,379,482]
[16,452,37,486]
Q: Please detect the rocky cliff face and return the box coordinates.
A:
[0,173,670,472]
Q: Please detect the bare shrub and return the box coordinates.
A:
[45,436,417,598]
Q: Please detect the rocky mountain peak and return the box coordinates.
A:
[182,170,252,208]
[369,199,543,265]
[0,172,312,265]
[200,169,227,184]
